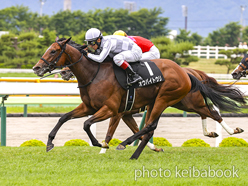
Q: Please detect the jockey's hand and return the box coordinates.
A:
[81,49,88,56]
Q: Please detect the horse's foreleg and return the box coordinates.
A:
[117,116,160,150]
[84,105,114,148]
[130,131,154,160]
[47,102,95,152]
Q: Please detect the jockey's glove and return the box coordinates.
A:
[81,49,88,56]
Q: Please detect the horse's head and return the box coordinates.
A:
[60,67,75,81]
[33,38,72,77]
[232,54,248,80]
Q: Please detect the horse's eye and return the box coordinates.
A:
[51,50,56,54]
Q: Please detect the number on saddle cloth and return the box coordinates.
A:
[113,60,165,90]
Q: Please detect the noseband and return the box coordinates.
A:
[238,59,248,77]
[40,40,100,88]
[40,41,83,73]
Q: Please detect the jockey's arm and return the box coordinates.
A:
[87,40,112,63]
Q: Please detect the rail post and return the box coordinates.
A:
[1,96,8,146]
[23,95,29,117]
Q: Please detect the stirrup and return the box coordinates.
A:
[127,76,143,85]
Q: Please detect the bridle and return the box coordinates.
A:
[238,58,248,77]
[40,41,83,73]
[40,39,100,88]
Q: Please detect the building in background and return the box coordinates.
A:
[64,0,72,11]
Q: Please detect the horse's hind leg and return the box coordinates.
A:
[47,102,95,152]
[201,117,219,138]
[83,105,116,147]
[198,106,244,135]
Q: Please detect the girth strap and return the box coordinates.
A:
[124,87,135,112]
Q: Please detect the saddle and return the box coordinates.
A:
[113,60,164,111]
[113,60,165,90]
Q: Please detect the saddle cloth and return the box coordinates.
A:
[113,60,165,90]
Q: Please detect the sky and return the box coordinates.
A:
[1,0,248,37]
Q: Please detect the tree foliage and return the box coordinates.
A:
[152,37,198,65]
[215,48,248,74]
[0,5,172,68]
[175,29,203,45]
[204,22,241,47]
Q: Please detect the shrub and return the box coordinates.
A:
[20,139,46,147]
[64,139,89,146]
[182,138,210,147]
[153,137,172,147]
[108,138,122,146]
[219,137,248,147]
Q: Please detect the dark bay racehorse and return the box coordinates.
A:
[232,54,248,79]
[33,38,244,159]
[60,66,245,150]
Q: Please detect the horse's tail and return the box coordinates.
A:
[188,73,245,112]
[195,69,247,104]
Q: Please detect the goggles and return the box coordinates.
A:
[87,40,97,45]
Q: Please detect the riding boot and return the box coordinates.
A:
[120,60,143,85]
[125,65,143,85]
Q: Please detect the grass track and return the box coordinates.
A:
[0,146,247,185]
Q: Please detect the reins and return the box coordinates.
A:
[40,40,100,88]
[78,63,100,88]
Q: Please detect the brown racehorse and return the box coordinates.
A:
[33,38,244,159]
[60,66,245,150]
[232,54,248,80]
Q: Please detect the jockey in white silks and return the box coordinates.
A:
[82,28,143,85]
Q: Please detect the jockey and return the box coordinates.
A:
[113,30,160,60]
[82,28,143,85]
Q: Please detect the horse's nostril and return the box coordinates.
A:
[61,71,66,75]
[33,66,41,71]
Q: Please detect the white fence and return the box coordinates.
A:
[189,45,238,59]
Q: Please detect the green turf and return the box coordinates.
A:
[0,146,247,185]
[186,58,234,74]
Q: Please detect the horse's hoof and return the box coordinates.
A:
[159,148,164,152]
[234,127,244,134]
[208,132,219,138]
[116,144,126,150]
[212,132,219,138]
[154,148,164,152]
[101,142,109,149]
[46,144,54,152]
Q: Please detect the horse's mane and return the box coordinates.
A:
[57,38,87,52]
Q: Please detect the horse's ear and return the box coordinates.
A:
[55,36,59,42]
[65,37,72,44]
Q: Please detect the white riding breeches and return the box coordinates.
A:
[113,45,142,66]
[140,45,160,61]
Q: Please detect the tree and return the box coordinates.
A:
[0,32,42,68]
[152,36,199,65]
[0,5,40,33]
[175,29,203,45]
[241,26,248,43]
[215,48,248,73]
[204,22,241,47]
[128,8,169,38]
